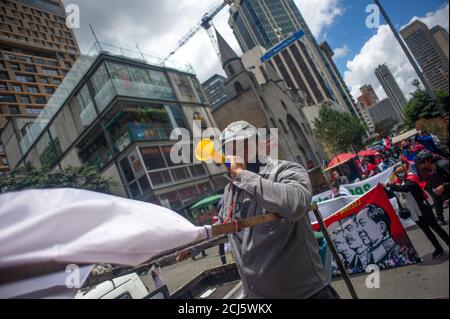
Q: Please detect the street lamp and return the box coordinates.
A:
[374,0,446,117]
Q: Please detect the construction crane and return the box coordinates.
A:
[161,1,232,65]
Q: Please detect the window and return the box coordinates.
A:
[189,164,207,177]
[13,85,22,92]
[228,65,235,76]
[27,86,39,93]
[26,107,41,116]
[278,119,289,134]
[9,63,19,70]
[0,72,9,80]
[2,158,8,166]
[0,83,6,90]
[40,78,48,84]
[53,78,61,84]
[120,157,135,183]
[25,66,36,73]
[9,106,20,114]
[140,147,166,171]
[35,96,46,104]
[0,143,4,153]
[171,167,190,181]
[16,75,35,83]
[0,95,16,102]
[42,68,59,76]
[21,96,31,103]
[36,131,61,167]
[234,81,244,94]
[149,170,172,187]
[45,87,55,94]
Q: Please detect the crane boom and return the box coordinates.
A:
[161,1,228,65]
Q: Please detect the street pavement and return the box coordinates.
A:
[160,209,449,299]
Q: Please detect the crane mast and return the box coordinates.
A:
[161,1,231,65]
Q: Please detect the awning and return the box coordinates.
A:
[190,194,223,210]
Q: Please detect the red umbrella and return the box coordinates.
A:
[325,153,356,171]
[357,149,378,157]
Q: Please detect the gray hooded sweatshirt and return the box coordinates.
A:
[218,158,328,299]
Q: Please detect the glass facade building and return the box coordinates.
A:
[2,50,228,212]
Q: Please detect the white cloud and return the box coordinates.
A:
[344,3,449,101]
[334,45,350,59]
[294,0,345,37]
[66,0,344,82]
[408,2,449,31]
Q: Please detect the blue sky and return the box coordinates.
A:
[321,0,449,74]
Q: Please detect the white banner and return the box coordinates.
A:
[310,186,416,230]
[312,166,396,203]
[0,188,210,270]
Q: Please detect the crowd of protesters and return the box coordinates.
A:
[329,130,449,259]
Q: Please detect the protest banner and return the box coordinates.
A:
[313,166,396,203]
[312,184,420,276]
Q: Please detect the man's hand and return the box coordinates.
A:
[226,156,246,179]
[434,185,445,197]
[176,250,192,263]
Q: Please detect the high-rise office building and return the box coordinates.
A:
[357,84,379,108]
[375,64,407,120]
[400,20,449,92]
[227,0,359,118]
[0,0,80,176]
[368,98,402,126]
[202,74,231,110]
[431,25,449,60]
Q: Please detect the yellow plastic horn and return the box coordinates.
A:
[194,139,226,163]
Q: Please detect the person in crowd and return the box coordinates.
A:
[386,164,449,259]
[332,170,350,185]
[400,140,425,173]
[378,155,393,172]
[415,131,442,156]
[364,157,378,177]
[328,181,352,199]
[415,150,449,226]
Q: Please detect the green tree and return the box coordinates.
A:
[404,80,449,128]
[313,107,367,154]
[0,163,111,194]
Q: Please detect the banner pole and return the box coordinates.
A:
[312,205,359,300]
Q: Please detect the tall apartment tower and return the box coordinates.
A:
[431,25,449,60]
[400,20,449,93]
[357,84,379,108]
[0,0,80,175]
[227,0,359,117]
[375,64,407,120]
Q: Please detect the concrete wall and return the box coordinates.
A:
[101,163,128,198]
